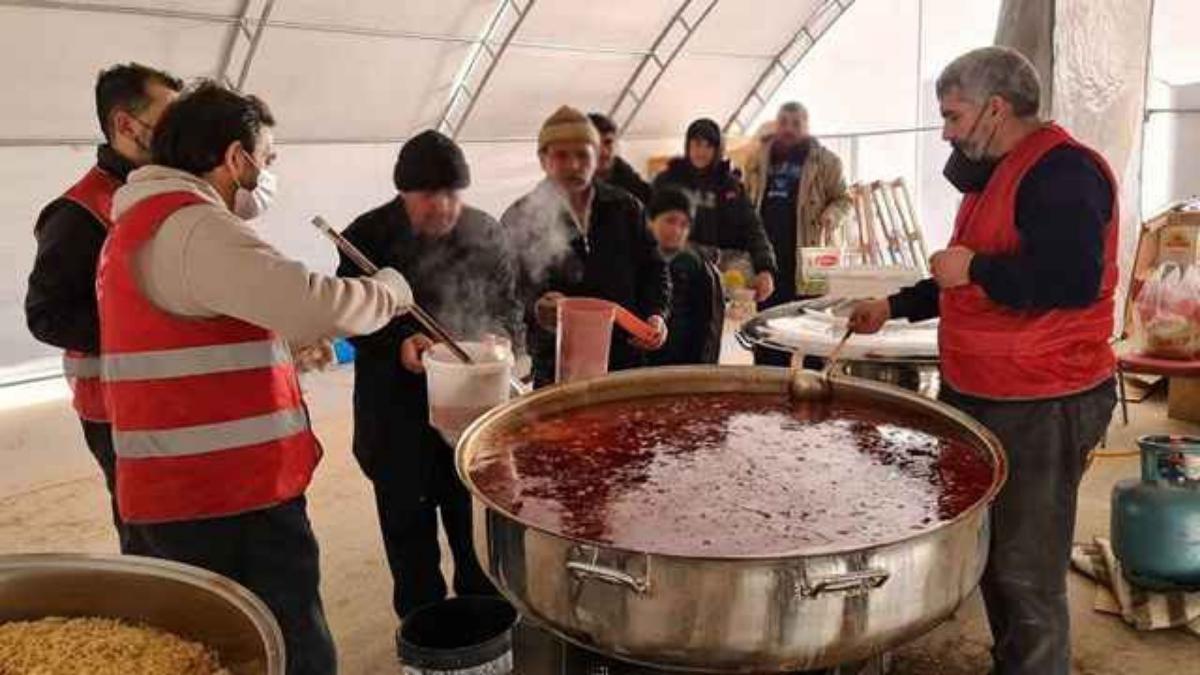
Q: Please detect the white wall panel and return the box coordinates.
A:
[0,7,226,138]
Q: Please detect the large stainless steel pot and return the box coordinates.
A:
[456,366,1005,672]
[0,553,284,675]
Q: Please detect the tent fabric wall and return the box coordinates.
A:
[0,0,847,372]
[1053,0,1154,328]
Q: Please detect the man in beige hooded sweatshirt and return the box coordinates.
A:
[103,81,411,675]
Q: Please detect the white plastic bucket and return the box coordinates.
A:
[424,337,514,446]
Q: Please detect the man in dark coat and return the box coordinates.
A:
[338,131,518,626]
[24,63,182,552]
[645,186,724,366]
[588,112,653,205]
[503,106,670,387]
[652,117,777,304]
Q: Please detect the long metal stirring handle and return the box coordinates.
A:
[311,217,474,365]
[822,327,854,380]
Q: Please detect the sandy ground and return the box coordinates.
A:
[1,363,1198,673]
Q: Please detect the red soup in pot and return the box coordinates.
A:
[468,393,994,557]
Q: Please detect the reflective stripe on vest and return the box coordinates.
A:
[101,339,290,382]
[113,407,310,459]
[58,166,121,423]
[63,351,107,422]
[62,352,102,378]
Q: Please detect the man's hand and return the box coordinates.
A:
[291,340,335,373]
[372,267,414,314]
[630,315,668,351]
[753,271,775,303]
[930,246,975,289]
[819,211,840,245]
[535,292,565,331]
[848,298,891,335]
[400,333,435,374]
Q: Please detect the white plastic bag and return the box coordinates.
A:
[1137,263,1199,359]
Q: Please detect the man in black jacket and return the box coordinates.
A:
[503,106,670,387]
[24,63,182,552]
[588,112,652,205]
[338,131,516,625]
[653,117,777,304]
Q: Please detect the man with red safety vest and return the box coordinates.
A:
[851,47,1118,675]
[25,63,183,552]
[99,81,413,675]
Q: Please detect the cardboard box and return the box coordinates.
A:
[1168,376,1200,424]
[1157,211,1200,268]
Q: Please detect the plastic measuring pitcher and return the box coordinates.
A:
[424,336,514,446]
[556,298,616,383]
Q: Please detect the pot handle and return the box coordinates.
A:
[798,568,889,598]
[565,560,650,594]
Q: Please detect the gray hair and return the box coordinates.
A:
[778,101,808,118]
[936,46,1041,117]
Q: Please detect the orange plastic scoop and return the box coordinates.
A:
[613,304,659,344]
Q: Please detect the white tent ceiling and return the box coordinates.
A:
[0,0,850,145]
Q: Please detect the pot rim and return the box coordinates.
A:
[0,552,284,664]
[456,365,1007,562]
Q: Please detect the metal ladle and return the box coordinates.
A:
[311,216,529,397]
[789,326,853,402]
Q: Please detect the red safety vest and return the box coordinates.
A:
[939,123,1118,400]
[97,191,320,523]
[61,166,120,422]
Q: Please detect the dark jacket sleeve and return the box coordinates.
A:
[476,214,525,356]
[716,177,777,275]
[731,188,778,274]
[615,157,653,206]
[632,199,671,319]
[967,147,1112,311]
[887,278,941,322]
[699,257,725,363]
[24,200,106,353]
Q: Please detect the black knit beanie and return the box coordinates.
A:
[648,185,695,222]
[394,130,471,191]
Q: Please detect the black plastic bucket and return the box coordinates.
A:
[398,596,518,674]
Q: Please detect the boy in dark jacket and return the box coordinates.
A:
[652,117,777,304]
[646,186,725,366]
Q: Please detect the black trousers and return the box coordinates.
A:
[126,497,337,675]
[372,445,497,620]
[79,419,130,553]
[941,380,1116,675]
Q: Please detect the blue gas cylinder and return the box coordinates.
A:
[1111,434,1200,590]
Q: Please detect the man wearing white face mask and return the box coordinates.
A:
[101,81,413,675]
[232,155,277,220]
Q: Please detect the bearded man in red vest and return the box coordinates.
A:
[852,47,1118,675]
[99,82,413,675]
[25,63,182,552]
